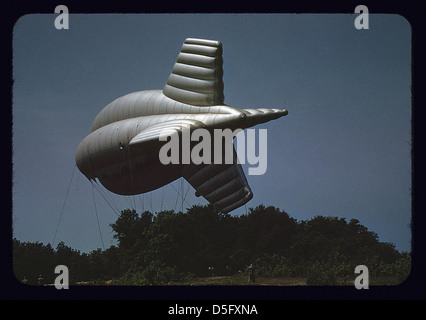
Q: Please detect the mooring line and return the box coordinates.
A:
[52,165,76,246]
[92,180,120,216]
[170,179,191,210]
[91,181,105,250]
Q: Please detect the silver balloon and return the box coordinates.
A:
[76,38,288,213]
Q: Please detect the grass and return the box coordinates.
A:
[170,274,307,286]
[163,275,405,286]
[73,274,406,286]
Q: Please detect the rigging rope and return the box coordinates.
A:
[170,178,192,211]
[52,165,76,246]
[160,185,168,212]
[91,181,105,250]
[92,180,120,216]
[139,194,145,212]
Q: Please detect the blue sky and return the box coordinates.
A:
[12,14,411,253]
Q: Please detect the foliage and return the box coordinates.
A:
[13,204,411,285]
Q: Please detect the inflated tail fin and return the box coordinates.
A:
[181,147,252,213]
[163,38,224,106]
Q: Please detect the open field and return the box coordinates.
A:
[52,273,404,287]
[75,275,357,286]
[72,274,403,286]
[74,275,308,286]
[171,275,308,286]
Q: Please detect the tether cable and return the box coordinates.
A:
[52,165,76,246]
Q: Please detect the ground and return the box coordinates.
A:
[72,274,400,286]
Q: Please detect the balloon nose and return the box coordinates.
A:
[270,108,288,116]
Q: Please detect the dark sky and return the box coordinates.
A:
[12,13,411,253]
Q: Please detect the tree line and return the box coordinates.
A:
[13,204,410,285]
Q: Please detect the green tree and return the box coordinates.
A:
[12,203,410,285]
[13,239,56,284]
